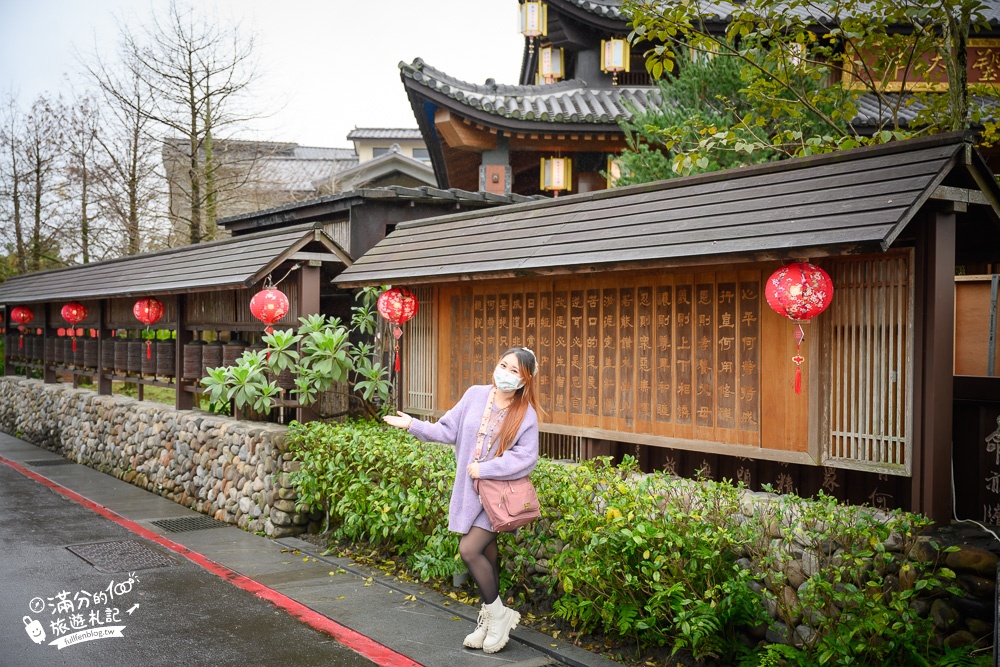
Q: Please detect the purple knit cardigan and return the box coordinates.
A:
[407,384,539,534]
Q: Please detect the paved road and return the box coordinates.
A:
[0,463,378,667]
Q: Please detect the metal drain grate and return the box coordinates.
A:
[150,516,229,533]
[66,540,177,573]
[24,458,76,467]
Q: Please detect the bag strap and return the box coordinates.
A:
[473,387,497,461]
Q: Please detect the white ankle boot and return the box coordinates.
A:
[482,597,519,653]
[463,603,490,649]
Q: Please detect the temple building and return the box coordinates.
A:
[401,0,1000,197]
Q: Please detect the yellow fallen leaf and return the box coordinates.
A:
[302,557,309,562]
[337,596,346,600]
[451,616,461,621]
[404,594,417,601]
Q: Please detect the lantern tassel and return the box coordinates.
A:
[146,340,152,359]
[72,338,77,352]
[394,343,401,373]
[794,365,802,394]
[19,334,24,350]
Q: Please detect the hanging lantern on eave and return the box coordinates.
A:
[764,262,834,394]
[10,305,34,349]
[250,287,289,335]
[538,45,564,83]
[520,2,547,38]
[133,297,165,359]
[540,157,572,195]
[61,302,88,351]
[377,287,419,373]
[601,38,631,85]
[606,155,622,188]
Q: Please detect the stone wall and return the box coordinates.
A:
[0,378,309,538]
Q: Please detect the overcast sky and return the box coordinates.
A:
[0,1,525,148]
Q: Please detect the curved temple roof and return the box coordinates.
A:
[400,58,661,131]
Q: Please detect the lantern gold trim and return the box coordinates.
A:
[519,1,547,38]
[538,45,564,83]
[601,38,631,84]
[540,157,572,193]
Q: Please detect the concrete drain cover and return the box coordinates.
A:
[150,516,229,533]
[66,540,177,573]
[24,459,75,466]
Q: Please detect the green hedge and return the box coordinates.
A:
[286,419,986,666]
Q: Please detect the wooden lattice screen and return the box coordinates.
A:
[403,286,435,412]
[440,271,764,447]
[824,252,913,475]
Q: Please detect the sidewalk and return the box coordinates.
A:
[0,431,623,667]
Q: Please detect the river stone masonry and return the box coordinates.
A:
[0,378,308,538]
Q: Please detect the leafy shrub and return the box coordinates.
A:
[286,419,988,667]
[202,286,393,416]
[288,419,463,579]
[545,458,765,660]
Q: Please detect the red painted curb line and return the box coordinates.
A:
[0,455,423,667]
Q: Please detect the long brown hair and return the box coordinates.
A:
[494,347,541,456]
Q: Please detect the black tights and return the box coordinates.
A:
[459,527,500,604]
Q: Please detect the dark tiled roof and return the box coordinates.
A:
[400,58,659,129]
[560,0,624,20]
[346,128,423,141]
[335,134,996,286]
[0,225,350,304]
[853,92,1000,130]
[592,0,1000,25]
[218,185,544,230]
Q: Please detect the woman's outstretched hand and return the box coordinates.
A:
[383,411,413,430]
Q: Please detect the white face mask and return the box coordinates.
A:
[493,367,524,393]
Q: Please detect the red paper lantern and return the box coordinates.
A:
[10,305,34,326]
[61,302,88,351]
[249,288,289,334]
[133,297,165,327]
[377,287,419,372]
[765,262,834,394]
[133,297,166,358]
[10,305,33,349]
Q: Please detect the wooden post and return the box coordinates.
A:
[43,303,57,385]
[2,309,9,377]
[175,294,194,410]
[911,208,956,524]
[97,300,112,395]
[297,264,321,422]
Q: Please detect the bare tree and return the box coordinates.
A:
[64,93,102,263]
[22,95,66,272]
[0,92,28,273]
[83,46,165,256]
[113,0,261,244]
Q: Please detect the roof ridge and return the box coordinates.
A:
[0,224,322,285]
[400,58,584,96]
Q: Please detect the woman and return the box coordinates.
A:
[383,347,540,654]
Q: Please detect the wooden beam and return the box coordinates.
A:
[296,265,321,423]
[174,294,194,411]
[434,109,497,151]
[911,210,955,524]
[290,252,343,263]
[507,135,625,152]
[97,300,112,395]
[929,184,990,206]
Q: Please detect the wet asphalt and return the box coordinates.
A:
[0,462,377,667]
[0,432,621,667]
